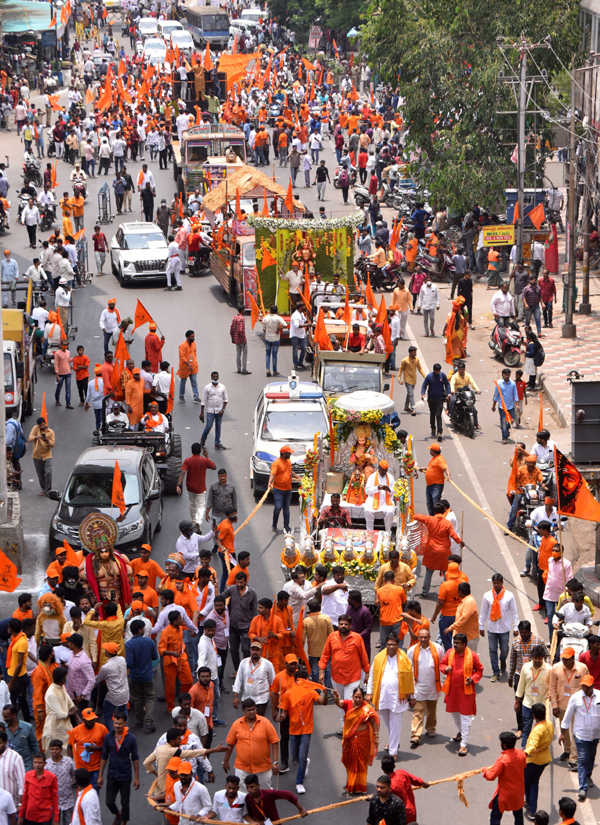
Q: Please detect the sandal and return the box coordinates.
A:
[452,733,462,742]
[458,746,468,756]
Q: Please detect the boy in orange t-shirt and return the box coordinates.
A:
[215,508,237,591]
[130,544,165,590]
[72,345,90,406]
[376,571,407,647]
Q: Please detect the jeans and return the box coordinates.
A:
[576,736,599,792]
[229,625,250,672]
[490,795,523,825]
[421,566,437,597]
[55,374,71,405]
[499,407,514,441]
[265,340,280,373]
[114,155,124,174]
[104,700,128,731]
[524,762,546,813]
[404,383,416,411]
[520,704,533,747]
[428,399,444,434]
[179,372,199,400]
[507,494,521,532]
[292,336,307,368]
[291,166,299,185]
[438,614,455,651]
[202,412,223,446]
[103,330,114,352]
[309,656,331,687]
[183,628,198,675]
[93,408,103,430]
[106,777,131,823]
[272,488,292,531]
[380,622,403,648]
[525,304,542,335]
[545,600,557,642]
[542,301,553,326]
[290,733,311,784]
[488,630,510,675]
[426,483,444,516]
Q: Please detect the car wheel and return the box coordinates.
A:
[164,454,182,495]
[118,267,125,286]
[171,433,182,459]
[154,499,163,533]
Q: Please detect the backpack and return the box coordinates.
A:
[339,169,349,187]
[533,345,545,367]
[7,419,27,460]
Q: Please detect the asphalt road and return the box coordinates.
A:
[0,79,594,825]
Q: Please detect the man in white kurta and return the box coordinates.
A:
[407,627,445,746]
[364,460,396,532]
[42,672,77,750]
[169,765,212,817]
[71,772,102,825]
[366,636,412,757]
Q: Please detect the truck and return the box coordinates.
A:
[172,123,247,192]
[313,349,389,401]
[3,305,35,422]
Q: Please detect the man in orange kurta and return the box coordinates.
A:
[414,503,462,598]
[275,593,295,670]
[125,368,144,428]
[482,732,527,821]
[31,651,57,746]
[249,600,286,671]
[177,331,199,402]
[144,324,165,372]
[158,613,193,712]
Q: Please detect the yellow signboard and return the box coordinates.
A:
[483,225,515,247]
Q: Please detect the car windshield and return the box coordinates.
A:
[4,353,13,391]
[322,363,380,393]
[261,409,327,442]
[171,32,192,43]
[242,244,256,265]
[140,19,156,29]
[187,143,210,163]
[122,232,166,250]
[203,13,229,30]
[64,471,140,506]
[161,22,182,31]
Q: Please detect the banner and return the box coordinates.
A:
[555,447,600,521]
[483,225,515,247]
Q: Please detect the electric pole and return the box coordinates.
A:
[564,64,578,337]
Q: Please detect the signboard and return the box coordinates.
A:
[483,225,515,247]
[308,26,322,50]
[41,31,56,48]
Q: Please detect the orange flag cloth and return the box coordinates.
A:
[40,392,47,424]
[261,246,277,271]
[248,291,260,329]
[112,460,127,516]
[132,299,154,331]
[314,309,332,351]
[0,550,21,593]
[555,447,600,521]
[528,203,545,231]
[166,368,175,415]
[365,275,377,309]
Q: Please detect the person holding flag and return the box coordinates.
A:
[492,368,519,445]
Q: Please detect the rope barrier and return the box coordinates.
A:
[234,489,269,536]
[413,767,485,807]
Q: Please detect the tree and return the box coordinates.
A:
[361,0,581,211]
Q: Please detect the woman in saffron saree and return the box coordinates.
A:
[334,686,379,794]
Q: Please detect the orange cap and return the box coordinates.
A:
[379,459,389,470]
[131,600,143,610]
[561,647,576,658]
[177,762,193,774]
[284,654,299,663]
[446,562,460,579]
[430,443,441,453]
[167,757,182,771]
[82,709,98,720]
[55,547,67,555]
[581,675,595,687]
[280,445,292,454]
[102,642,119,655]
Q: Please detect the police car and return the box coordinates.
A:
[250,377,329,495]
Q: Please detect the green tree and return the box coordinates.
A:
[361,0,581,211]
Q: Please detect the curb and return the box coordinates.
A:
[575,562,600,607]
[539,369,570,428]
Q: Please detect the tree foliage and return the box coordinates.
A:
[267,0,367,45]
[361,0,582,210]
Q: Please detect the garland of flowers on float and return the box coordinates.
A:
[248,212,365,233]
[316,554,379,580]
[325,400,407,458]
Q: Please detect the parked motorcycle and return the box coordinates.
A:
[488,321,523,367]
[353,184,370,207]
[47,135,56,158]
[414,245,455,282]
[449,387,478,438]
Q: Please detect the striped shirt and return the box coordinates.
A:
[508,634,550,681]
[0,747,26,806]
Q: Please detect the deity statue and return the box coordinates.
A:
[292,234,317,278]
[77,514,133,615]
[349,424,376,476]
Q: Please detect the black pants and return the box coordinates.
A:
[279,715,290,766]
[428,398,444,434]
[341,185,349,204]
[464,297,473,325]
[542,301,553,326]
[359,168,367,184]
[115,193,124,213]
[229,626,250,672]
[26,224,37,246]
[490,795,523,825]
[450,270,462,299]
[159,148,168,170]
[77,377,88,404]
[143,205,154,222]
[217,646,228,686]
[99,157,110,175]
[10,674,30,721]
[106,777,131,823]
[513,681,523,732]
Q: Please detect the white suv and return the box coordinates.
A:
[110,222,169,286]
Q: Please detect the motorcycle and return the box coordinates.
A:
[558,621,589,661]
[41,341,61,370]
[47,135,56,158]
[536,459,554,497]
[449,387,478,438]
[488,321,523,367]
[17,194,33,222]
[0,207,7,234]
[414,245,455,282]
[39,202,56,232]
[354,256,400,291]
[516,482,546,537]
[72,179,87,199]
[268,103,282,126]
[22,156,42,187]
[333,165,357,189]
[353,184,371,207]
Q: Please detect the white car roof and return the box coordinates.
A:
[171,30,193,40]
[144,38,165,47]
[120,222,164,234]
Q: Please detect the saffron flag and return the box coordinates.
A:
[113,331,130,362]
[85,87,94,105]
[261,246,277,271]
[203,43,213,72]
[528,203,545,231]
[248,291,260,329]
[293,608,310,669]
[261,191,269,217]
[0,550,21,593]
[40,392,47,424]
[538,393,544,432]
[235,188,242,220]
[50,14,57,26]
[376,293,387,324]
[284,177,294,215]
[167,368,175,415]
[342,287,351,326]
[494,381,513,425]
[314,308,333,351]
[365,275,376,308]
[118,58,126,77]
[512,201,519,225]
[132,299,154,331]
[382,316,394,354]
[506,447,519,499]
[111,460,127,516]
[555,447,600,521]
[301,266,312,312]
[73,228,85,241]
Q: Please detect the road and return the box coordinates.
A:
[0,78,593,825]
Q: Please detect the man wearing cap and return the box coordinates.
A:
[233,640,276,716]
[418,444,450,516]
[158,760,212,818]
[176,520,215,576]
[561,672,600,800]
[67,710,109,789]
[95,642,129,731]
[414,502,463,599]
[131,544,165,592]
[430,561,465,652]
[268,447,300,535]
[65,634,95,712]
[550,647,590,770]
[507,455,545,533]
[145,323,165,373]
[364,460,396,532]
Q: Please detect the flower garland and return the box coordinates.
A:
[248,212,365,233]
[304,448,319,473]
[393,478,410,513]
[281,548,301,569]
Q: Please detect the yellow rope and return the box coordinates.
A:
[234,489,269,535]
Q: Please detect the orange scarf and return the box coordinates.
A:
[442,647,474,695]
[412,641,442,693]
[107,304,122,324]
[6,631,24,673]
[490,587,505,622]
[373,472,393,510]
[561,821,575,825]
[144,414,164,431]
[199,584,209,612]
[76,785,93,825]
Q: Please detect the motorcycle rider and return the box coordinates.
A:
[38,184,56,227]
[507,455,547,534]
[448,362,481,428]
[530,429,557,465]
[368,241,387,289]
[70,163,87,197]
[491,282,516,326]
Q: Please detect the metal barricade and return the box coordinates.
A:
[97,182,114,224]
[76,236,91,285]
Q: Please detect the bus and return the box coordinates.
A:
[184,4,229,50]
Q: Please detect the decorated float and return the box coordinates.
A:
[280,390,423,606]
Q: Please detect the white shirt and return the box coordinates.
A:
[407,642,444,701]
[290,310,307,339]
[417,283,440,310]
[71,787,102,825]
[124,614,153,642]
[282,269,304,294]
[198,633,219,681]
[529,504,563,529]
[211,789,248,823]
[321,585,349,625]
[172,706,208,739]
[0,748,25,807]
[283,579,318,624]
[365,471,396,509]
[562,689,600,741]
[530,440,556,464]
[197,582,215,623]
[21,205,40,226]
[390,314,401,341]
[99,308,120,333]
[141,412,168,433]
[479,589,519,634]
[170,780,212,817]
[491,290,515,317]
[367,654,410,713]
[554,602,593,628]
[444,509,461,554]
[55,286,71,307]
[152,370,171,394]
[176,533,215,574]
[233,656,275,705]
[201,382,228,414]
[532,241,545,263]
[0,788,16,825]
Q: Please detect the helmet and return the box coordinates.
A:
[178,520,194,533]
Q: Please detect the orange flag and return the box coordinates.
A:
[494,380,513,425]
[382,316,393,354]
[196,107,201,126]
[538,392,544,432]
[232,34,238,54]
[40,392,47,424]
[51,161,58,190]
[376,293,387,324]
[342,287,351,326]
[261,246,277,271]
[284,177,294,215]
[85,87,93,105]
[73,228,85,241]
[203,43,213,72]
[555,447,600,521]
[112,460,127,516]
[248,291,260,329]
[166,368,175,415]
[365,275,376,308]
[102,6,107,18]
[118,58,126,77]
[132,299,154,331]
[301,57,316,71]
[235,189,242,220]
[261,191,269,217]
[302,266,312,312]
[114,331,130,362]
[50,13,57,26]
[0,549,21,593]
[506,447,519,499]
[512,201,520,225]
[293,608,310,669]
[314,308,333,350]
[528,203,545,230]
[111,358,124,401]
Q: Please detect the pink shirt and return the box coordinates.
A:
[175,227,188,251]
[543,557,573,602]
[54,348,73,376]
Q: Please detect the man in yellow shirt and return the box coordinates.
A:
[523,702,554,817]
[374,549,416,591]
[449,362,481,427]
[397,346,426,415]
[7,617,30,720]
